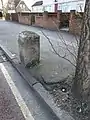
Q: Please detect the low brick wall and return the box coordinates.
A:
[5,11,83,35]
[5,13,10,20]
[69,10,83,35]
[61,13,70,27]
[35,13,58,30]
[43,14,58,29]
[34,12,70,30]
[18,13,32,25]
[11,13,18,22]
[69,18,82,35]
[35,16,43,27]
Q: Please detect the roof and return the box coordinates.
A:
[14,0,21,7]
[16,0,34,10]
[32,1,43,7]
[16,0,31,12]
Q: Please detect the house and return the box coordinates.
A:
[58,0,86,12]
[16,0,35,25]
[31,1,43,13]
[43,0,85,12]
[6,0,20,21]
[16,0,31,13]
[43,0,57,12]
[7,0,20,13]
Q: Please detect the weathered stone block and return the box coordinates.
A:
[18,31,40,67]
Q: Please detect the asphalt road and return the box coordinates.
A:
[0,20,78,83]
[0,64,25,120]
[0,49,60,120]
[0,20,77,120]
[0,20,77,55]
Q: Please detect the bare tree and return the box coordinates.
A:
[1,0,3,7]
[40,0,90,103]
[41,30,76,67]
[1,0,3,11]
[72,0,90,101]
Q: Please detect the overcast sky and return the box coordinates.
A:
[24,0,36,9]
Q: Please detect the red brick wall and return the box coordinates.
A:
[11,13,18,22]
[35,16,43,27]
[34,13,58,30]
[69,11,83,35]
[61,13,70,27]
[34,12,70,30]
[6,11,83,35]
[5,13,10,20]
[69,18,82,35]
[43,15,58,29]
[18,13,32,25]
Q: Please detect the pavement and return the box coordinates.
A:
[0,49,61,120]
[0,38,74,120]
[0,20,79,83]
[0,20,76,120]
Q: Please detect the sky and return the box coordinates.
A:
[24,0,36,9]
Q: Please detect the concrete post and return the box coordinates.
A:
[57,10,62,28]
[18,31,40,67]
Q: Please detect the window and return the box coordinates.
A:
[20,4,25,9]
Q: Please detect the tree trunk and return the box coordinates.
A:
[72,0,90,101]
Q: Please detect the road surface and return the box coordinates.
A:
[0,49,59,120]
[0,20,78,83]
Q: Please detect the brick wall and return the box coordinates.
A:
[6,11,83,35]
[43,14,58,29]
[61,13,70,27]
[35,16,43,27]
[5,13,10,20]
[11,13,18,22]
[34,12,59,30]
[69,10,83,35]
[18,13,32,25]
[34,11,70,30]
